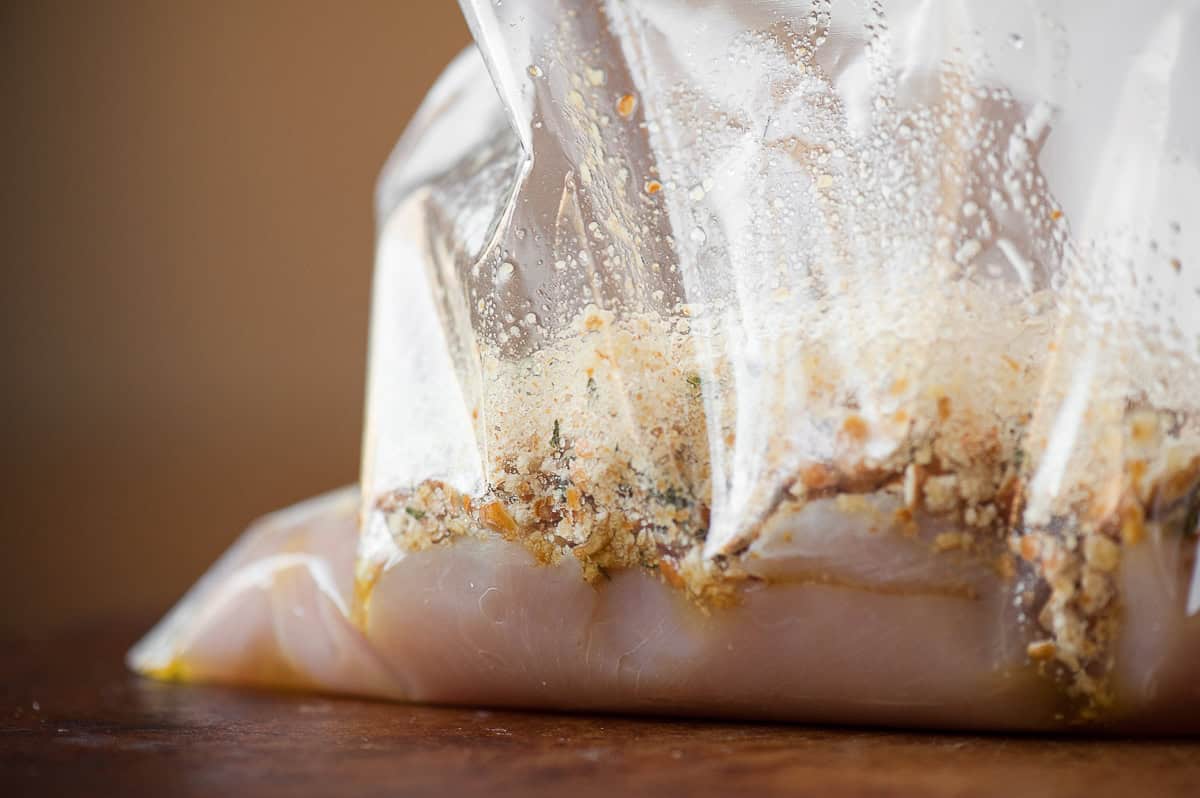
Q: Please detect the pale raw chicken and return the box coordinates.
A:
[129,484,1200,730]
[131,0,1200,731]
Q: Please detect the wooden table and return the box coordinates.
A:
[2,620,1197,797]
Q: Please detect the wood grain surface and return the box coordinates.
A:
[2,619,1198,797]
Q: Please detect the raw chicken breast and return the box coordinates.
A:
[130,485,1200,731]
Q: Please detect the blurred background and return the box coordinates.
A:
[0,2,470,635]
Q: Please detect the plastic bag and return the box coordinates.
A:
[131,0,1200,730]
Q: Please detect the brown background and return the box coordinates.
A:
[0,2,471,635]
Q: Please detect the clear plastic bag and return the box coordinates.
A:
[131,0,1200,730]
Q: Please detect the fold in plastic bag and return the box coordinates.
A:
[131,0,1200,731]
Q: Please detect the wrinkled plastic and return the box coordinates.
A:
[132,1,1200,731]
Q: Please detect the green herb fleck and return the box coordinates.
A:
[587,376,598,400]
[405,507,426,520]
[1184,493,1200,537]
[550,419,561,450]
[654,484,692,509]
[686,373,702,390]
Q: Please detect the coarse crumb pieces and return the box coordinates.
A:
[374,310,1200,719]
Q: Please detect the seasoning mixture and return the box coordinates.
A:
[376,285,1200,717]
